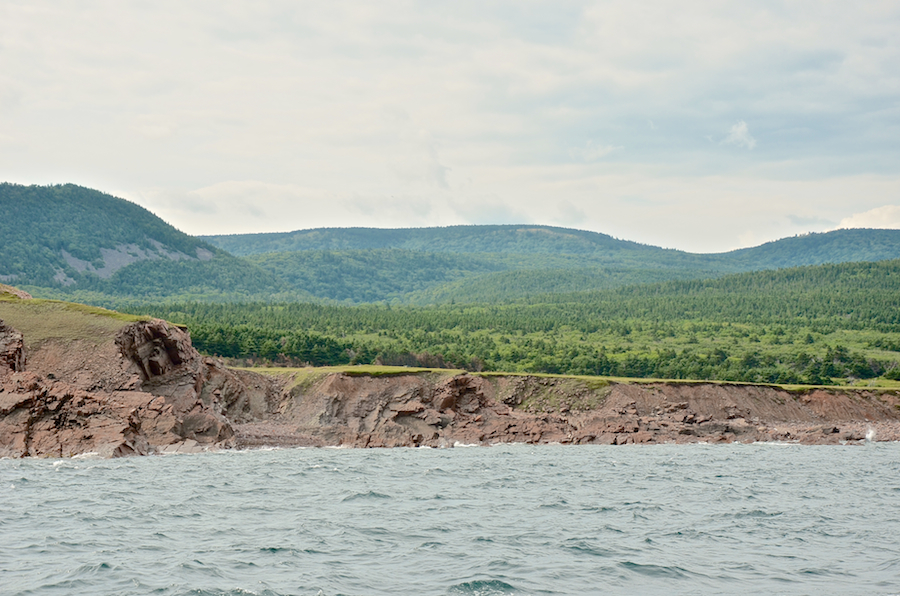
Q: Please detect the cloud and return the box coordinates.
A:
[569,141,623,162]
[835,205,900,230]
[787,214,835,227]
[132,115,176,140]
[722,121,756,149]
[554,200,588,226]
[1,1,899,251]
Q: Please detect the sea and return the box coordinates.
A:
[2,443,899,596]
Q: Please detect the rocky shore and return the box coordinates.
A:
[2,300,899,457]
[233,371,900,448]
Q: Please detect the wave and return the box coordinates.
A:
[341,490,392,502]
[448,579,521,595]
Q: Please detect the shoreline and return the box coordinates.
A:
[3,313,900,457]
[227,371,900,449]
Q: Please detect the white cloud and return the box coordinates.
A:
[722,121,756,150]
[0,1,899,251]
[835,205,900,230]
[132,115,176,140]
[569,141,623,162]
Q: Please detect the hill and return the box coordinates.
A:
[202,225,900,267]
[204,225,900,304]
[0,183,293,302]
[726,228,900,269]
[202,225,661,256]
[6,183,900,306]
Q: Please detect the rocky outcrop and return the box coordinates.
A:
[0,284,33,300]
[234,372,900,448]
[0,321,25,374]
[0,318,279,458]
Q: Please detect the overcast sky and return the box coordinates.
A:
[1,1,898,252]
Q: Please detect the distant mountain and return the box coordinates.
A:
[725,228,900,269]
[203,225,900,304]
[0,183,289,302]
[6,183,900,306]
[203,225,690,260]
[204,225,900,267]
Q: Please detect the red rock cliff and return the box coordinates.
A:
[235,372,900,448]
[0,318,277,457]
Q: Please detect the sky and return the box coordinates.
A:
[1,1,898,253]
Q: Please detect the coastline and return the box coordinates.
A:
[229,370,900,449]
[3,312,899,457]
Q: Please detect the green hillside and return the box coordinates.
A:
[401,266,726,305]
[726,228,900,268]
[202,225,671,257]
[128,259,900,385]
[204,225,900,304]
[7,183,900,307]
[203,224,900,267]
[245,249,507,303]
[0,183,290,302]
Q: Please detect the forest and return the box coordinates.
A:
[123,259,900,385]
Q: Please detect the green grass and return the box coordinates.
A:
[0,298,146,349]
[238,365,465,393]
[234,364,900,396]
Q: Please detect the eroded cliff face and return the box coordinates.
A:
[0,321,25,373]
[3,313,900,457]
[235,373,900,448]
[0,318,278,458]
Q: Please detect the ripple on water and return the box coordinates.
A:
[3,444,900,596]
[447,580,521,596]
[340,491,392,502]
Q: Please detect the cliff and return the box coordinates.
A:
[1,294,899,457]
[0,304,278,457]
[235,372,900,448]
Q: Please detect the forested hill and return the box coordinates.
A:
[202,225,900,304]
[725,228,900,268]
[6,183,900,306]
[0,183,289,301]
[202,225,900,269]
[202,225,666,257]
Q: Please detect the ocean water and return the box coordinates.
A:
[2,444,899,596]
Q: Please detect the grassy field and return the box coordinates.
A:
[0,294,146,349]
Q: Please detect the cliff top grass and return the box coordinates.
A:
[236,364,900,395]
[0,295,147,349]
[239,365,464,393]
